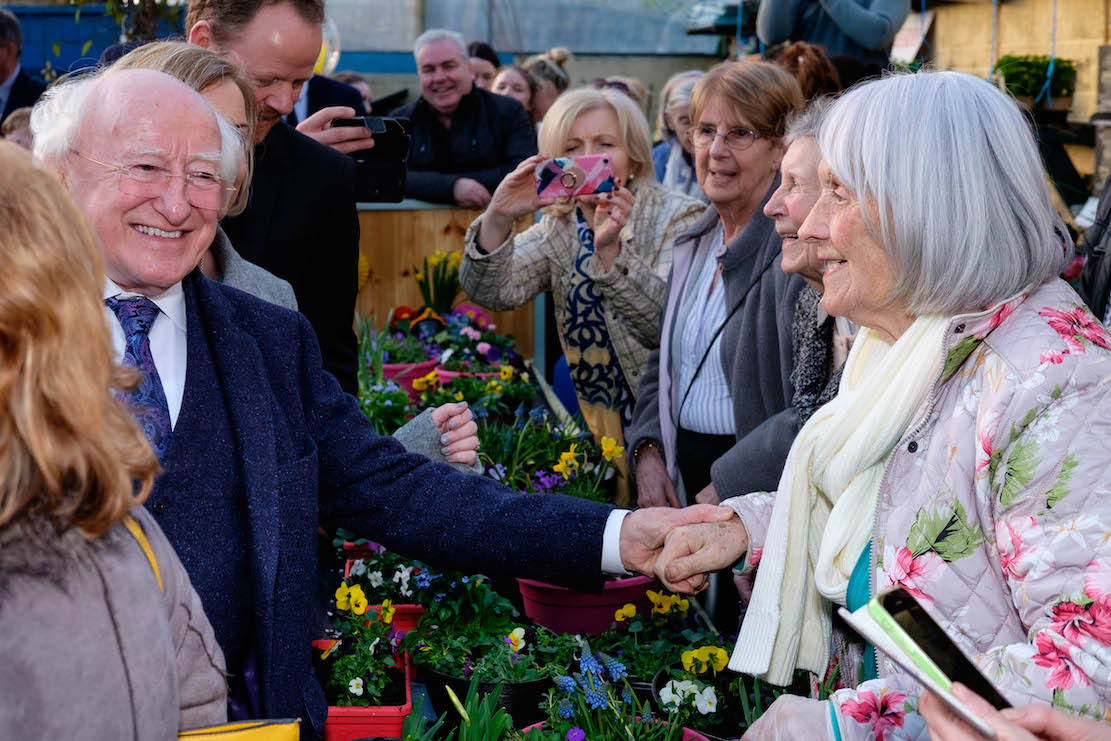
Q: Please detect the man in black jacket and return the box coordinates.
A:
[0,8,45,122]
[392,29,536,208]
[187,0,374,393]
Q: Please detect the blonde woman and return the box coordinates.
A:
[523,46,572,123]
[0,141,227,738]
[461,87,706,504]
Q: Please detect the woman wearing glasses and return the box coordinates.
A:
[461,87,706,505]
[626,61,806,514]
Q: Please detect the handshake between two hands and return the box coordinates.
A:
[617,504,750,593]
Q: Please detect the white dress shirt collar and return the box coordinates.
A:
[103,278,187,333]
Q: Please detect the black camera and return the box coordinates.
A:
[331,116,411,203]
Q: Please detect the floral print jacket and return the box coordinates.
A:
[732,279,1111,740]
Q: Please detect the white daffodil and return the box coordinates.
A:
[349,677,364,696]
[368,571,384,588]
[695,686,717,715]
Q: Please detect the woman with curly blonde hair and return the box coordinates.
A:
[0,142,227,738]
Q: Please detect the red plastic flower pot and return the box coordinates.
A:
[382,358,439,402]
[516,575,660,635]
[311,646,413,741]
[520,721,709,739]
[434,365,500,383]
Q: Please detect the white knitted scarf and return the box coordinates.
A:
[728,315,951,685]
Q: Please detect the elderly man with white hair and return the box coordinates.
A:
[391,28,536,207]
[656,70,1111,739]
[31,66,731,736]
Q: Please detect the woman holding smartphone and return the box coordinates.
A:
[657,71,1111,739]
[460,87,706,505]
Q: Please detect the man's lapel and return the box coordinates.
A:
[186,271,281,662]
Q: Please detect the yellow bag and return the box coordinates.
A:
[122,516,302,741]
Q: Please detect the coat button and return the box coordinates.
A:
[907,441,918,453]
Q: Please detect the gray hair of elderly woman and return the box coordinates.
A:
[784,96,834,146]
[30,68,242,191]
[819,71,1068,316]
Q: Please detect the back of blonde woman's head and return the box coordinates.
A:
[0,142,159,537]
[110,40,255,217]
[538,87,655,182]
[524,47,572,93]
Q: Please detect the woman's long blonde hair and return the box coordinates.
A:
[0,142,159,537]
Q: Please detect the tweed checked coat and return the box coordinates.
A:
[460,179,705,399]
[730,279,1111,739]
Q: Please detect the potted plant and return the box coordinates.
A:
[340,546,438,632]
[357,313,439,402]
[992,55,1077,110]
[313,598,413,741]
[592,598,720,703]
[519,642,714,740]
[414,250,463,316]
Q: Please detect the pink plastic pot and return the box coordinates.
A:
[517,575,660,635]
[434,365,499,383]
[382,358,439,402]
[311,643,413,741]
[521,721,709,740]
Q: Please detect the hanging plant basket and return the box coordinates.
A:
[516,575,660,635]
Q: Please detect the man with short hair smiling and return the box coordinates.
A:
[32,67,731,735]
[392,29,536,207]
[186,0,370,393]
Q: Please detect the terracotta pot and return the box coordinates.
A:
[521,720,710,739]
[1044,94,1073,111]
[381,358,439,402]
[516,575,660,635]
[423,667,553,728]
[310,645,413,741]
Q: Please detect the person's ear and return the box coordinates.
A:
[188,20,217,49]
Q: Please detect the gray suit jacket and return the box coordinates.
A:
[211,228,299,311]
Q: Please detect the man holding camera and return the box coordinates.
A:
[393,29,537,208]
[187,0,372,393]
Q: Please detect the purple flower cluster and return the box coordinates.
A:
[533,469,562,493]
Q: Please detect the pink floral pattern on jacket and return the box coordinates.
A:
[727,280,1111,741]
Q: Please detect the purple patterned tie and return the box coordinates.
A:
[106,296,172,458]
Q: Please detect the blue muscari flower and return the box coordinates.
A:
[554,675,576,694]
[599,652,626,682]
[558,698,575,718]
[383,400,392,406]
[450,581,457,588]
[622,685,634,704]
[584,687,608,710]
[579,651,604,676]
[642,703,654,723]
[462,576,469,583]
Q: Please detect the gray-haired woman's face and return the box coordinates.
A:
[798,159,901,331]
[765,137,823,290]
[692,99,783,211]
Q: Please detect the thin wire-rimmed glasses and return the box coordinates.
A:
[689,124,762,151]
[71,150,235,211]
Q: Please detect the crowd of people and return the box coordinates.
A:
[4,1,1111,740]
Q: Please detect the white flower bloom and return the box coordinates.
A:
[659,681,681,712]
[393,565,414,584]
[349,677,364,696]
[368,571,384,588]
[349,560,367,576]
[368,637,380,656]
[676,680,698,699]
[400,584,413,597]
[695,686,717,715]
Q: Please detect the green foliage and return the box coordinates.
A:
[414,250,463,316]
[906,498,984,563]
[448,678,515,741]
[354,314,415,434]
[592,599,718,680]
[993,55,1077,99]
[316,609,402,707]
[401,693,447,741]
[1046,454,1078,509]
[999,437,1040,507]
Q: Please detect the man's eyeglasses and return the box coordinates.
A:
[689,124,762,151]
[71,150,235,211]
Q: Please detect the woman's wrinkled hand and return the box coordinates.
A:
[655,515,748,593]
[430,402,479,466]
[588,185,635,271]
[635,447,680,508]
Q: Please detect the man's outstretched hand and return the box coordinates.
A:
[619,505,736,587]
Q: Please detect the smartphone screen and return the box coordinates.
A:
[881,590,1011,710]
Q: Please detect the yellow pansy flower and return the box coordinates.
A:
[521,372,530,383]
[681,649,697,672]
[484,379,503,395]
[614,603,636,622]
[506,627,526,652]
[600,436,625,462]
[379,598,396,624]
[412,370,439,391]
[647,589,672,614]
[499,365,514,381]
[710,647,728,671]
[335,582,351,611]
[671,594,690,614]
[453,391,464,401]
[350,589,368,616]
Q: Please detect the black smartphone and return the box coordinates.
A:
[879,589,1012,711]
[331,116,411,203]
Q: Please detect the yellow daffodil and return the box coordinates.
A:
[600,436,625,462]
[553,459,571,479]
[614,603,636,622]
[335,582,351,611]
[682,649,697,672]
[350,588,368,616]
[414,270,426,282]
[427,251,445,268]
[499,365,514,381]
[453,391,464,401]
[448,250,463,269]
[379,598,396,625]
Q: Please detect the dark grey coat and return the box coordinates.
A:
[626,181,806,502]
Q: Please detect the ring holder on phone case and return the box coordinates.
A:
[536,154,616,198]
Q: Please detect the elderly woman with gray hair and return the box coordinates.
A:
[658,71,1111,739]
